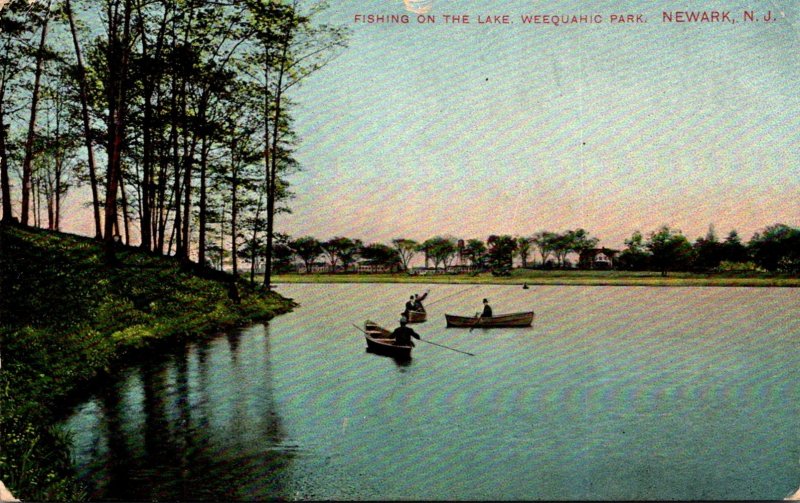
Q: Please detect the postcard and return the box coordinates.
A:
[1,0,798,501]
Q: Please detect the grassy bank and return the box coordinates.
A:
[0,225,295,501]
[272,269,800,287]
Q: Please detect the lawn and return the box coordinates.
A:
[270,269,800,287]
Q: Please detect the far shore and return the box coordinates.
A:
[271,271,800,288]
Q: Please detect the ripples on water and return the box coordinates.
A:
[64,284,800,500]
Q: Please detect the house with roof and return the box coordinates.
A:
[578,248,619,269]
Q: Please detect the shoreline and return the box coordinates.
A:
[0,225,296,501]
[271,273,800,288]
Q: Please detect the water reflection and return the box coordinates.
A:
[67,326,293,501]
[365,347,413,367]
[65,284,800,500]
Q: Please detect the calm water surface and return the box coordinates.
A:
[63,284,800,500]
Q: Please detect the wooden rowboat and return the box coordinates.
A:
[363,321,413,358]
[406,310,427,323]
[445,311,534,328]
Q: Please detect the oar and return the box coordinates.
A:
[469,312,482,332]
[417,337,475,356]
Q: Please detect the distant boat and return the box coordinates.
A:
[363,321,413,358]
[445,311,534,328]
[406,310,426,323]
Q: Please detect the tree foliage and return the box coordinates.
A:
[421,236,457,271]
[289,235,321,272]
[487,234,516,275]
[646,226,694,276]
[359,242,400,270]
[748,224,800,273]
[392,238,418,272]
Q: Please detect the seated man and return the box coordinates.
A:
[480,298,492,318]
[403,295,415,317]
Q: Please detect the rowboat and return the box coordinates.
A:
[445,311,534,328]
[363,321,413,358]
[406,310,426,323]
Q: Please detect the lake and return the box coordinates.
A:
[63,283,800,500]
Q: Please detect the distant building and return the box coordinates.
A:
[578,248,619,269]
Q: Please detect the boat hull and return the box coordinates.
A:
[445,311,534,328]
[406,310,427,323]
[364,321,413,358]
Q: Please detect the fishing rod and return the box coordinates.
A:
[424,283,482,307]
[417,338,475,356]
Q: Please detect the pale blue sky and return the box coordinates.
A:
[281,0,799,248]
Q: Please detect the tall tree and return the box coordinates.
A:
[421,236,458,271]
[0,1,34,223]
[392,238,419,272]
[646,226,694,276]
[516,235,532,268]
[322,236,358,272]
[617,230,650,271]
[748,224,800,273]
[721,230,749,264]
[290,235,321,273]
[101,0,135,255]
[243,0,347,290]
[20,0,53,226]
[531,231,557,267]
[693,224,725,271]
[64,0,102,237]
[35,70,80,231]
[487,234,517,275]
[463,238,487,270]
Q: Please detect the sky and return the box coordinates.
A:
[52,0,800,250]
[275,0,799,249]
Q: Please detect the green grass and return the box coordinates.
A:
[272,269,800,287]
[0,225,295,501]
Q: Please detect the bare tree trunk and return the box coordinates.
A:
[0,98,12,223]
[119,166,130,245]
[46,174,56,230]
[133,0,168,251]
[32,175,41,228]
[230,141,239,276]
[168,17,182,257]
[180,133,197,262]
[103,0,133,261]
[54,160,61,231]
[263,35,291,291]
[197,134,208,267]
[66,0,102,238]
[175,4,197,262]
[249,192,264,284]
[155,151,170,253]
[263,65,272,289]
[266,32,291,289]
[21,1,51,227]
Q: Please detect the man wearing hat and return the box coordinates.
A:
[391,316,421,346]
[480,298,493,318]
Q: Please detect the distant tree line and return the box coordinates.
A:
[0,0,348,289]
[268,223,800,276]
[1,1,797,283]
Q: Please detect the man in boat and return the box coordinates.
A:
[391,316,420,346]
[412,290,429,312]
[480,298,493,318]
[403,296,416,318]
